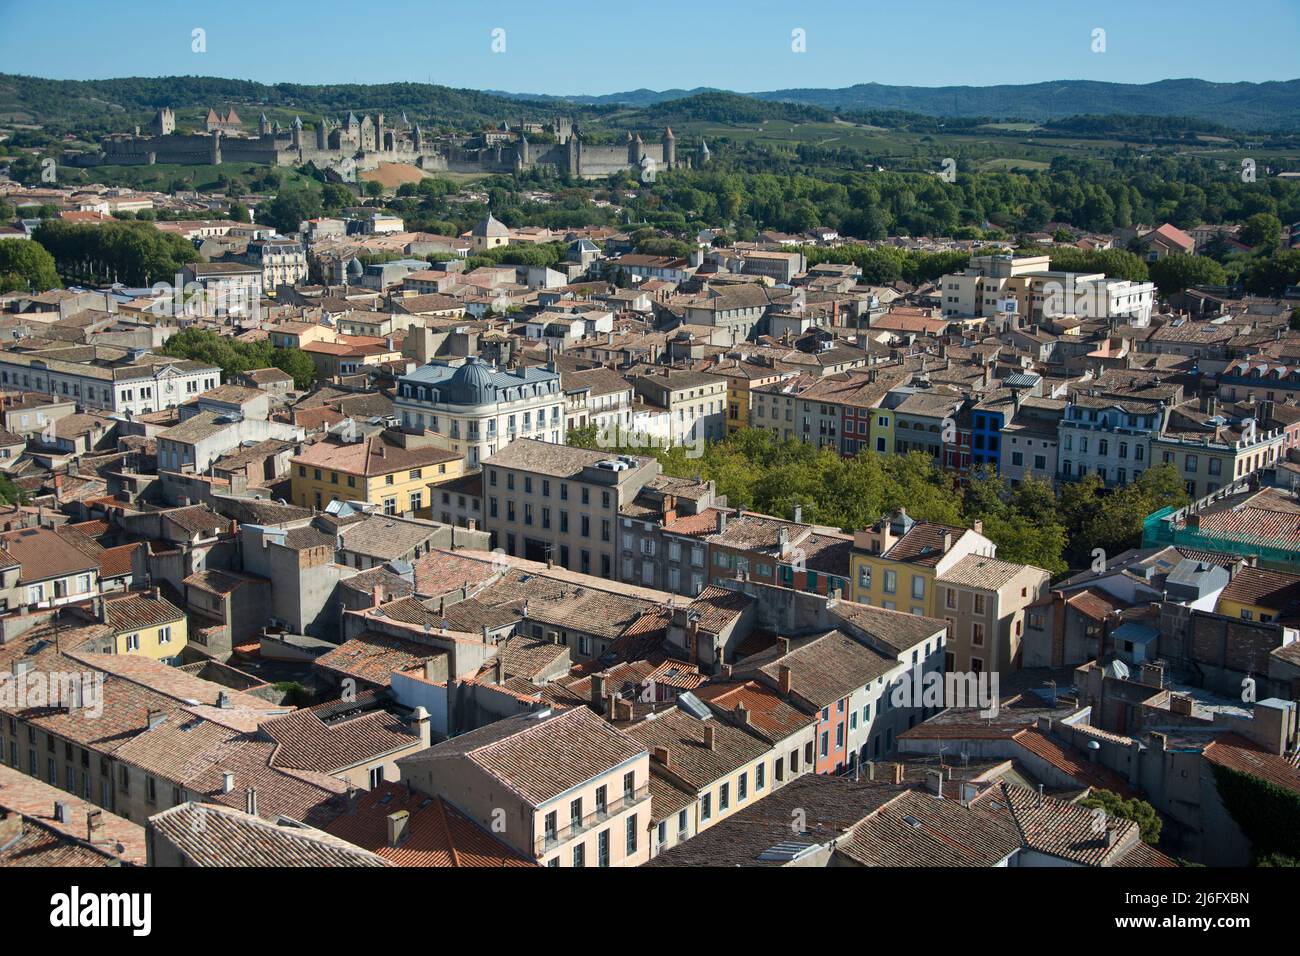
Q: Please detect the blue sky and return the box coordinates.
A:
[1,0,1297,93]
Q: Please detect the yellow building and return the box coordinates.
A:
[710,359,794,433]
[1215,567,1300,625]
[291,430,464,516]
[848,510,995,614]
[102,590,188,662]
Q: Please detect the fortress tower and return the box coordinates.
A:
[316,117,328,150]
[663,127,676,168]
[152,107,175,137]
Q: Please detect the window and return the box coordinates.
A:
[625,816,637,855]
[701,793,712,821]
[718,783,730,811]
[597,829,610,867]
[570,798,582,826]
[595,785,607,816]
[738,772,748,802]
[544,811,557,841]
[883,570,896,594]
[572,843,585,868]
[623,771,635,801]
[973,594,986,614]
[911,576,925,600]
[972,622,985,646]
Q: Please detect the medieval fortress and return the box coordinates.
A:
[71,106,695,179]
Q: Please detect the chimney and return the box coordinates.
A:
[925,769,943,796]
[346,786,361,815]
[54,801,70,824]
[386,810,410,848]
[590,673,607,714]
[652,745,671,768]
[777,663,792,696]
[0,812,21,848]
[494,654,505,684]
[222,771,235,794]
[1170,693,1194,716]
[733,702,750,726]
[891,763,904,785]
[372,583,383,608]
[245,786,258,817]
[703,725,716,751]
[146,709,166,731]
[85,809,102,842]
[716,510,727,534]
[793,503,803,524]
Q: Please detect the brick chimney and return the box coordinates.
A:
[733,702,749,726]
[590,673,606,715]
[245,786,258,817]
[1170,693,1194,716]
[777,664,792,696]
[652,745,671,768]
[703,725,716,751]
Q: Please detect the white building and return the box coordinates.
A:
[0,347,221,415]
[395,357,566,470]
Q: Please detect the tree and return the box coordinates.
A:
[1239,212,1282,250]
[1080,789,1163,845]
[1148,253,1227,294]
[0,239,61,293]
[272,348,318,390]
[256,190,322,234]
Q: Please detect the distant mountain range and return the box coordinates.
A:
[492,78,1300,130]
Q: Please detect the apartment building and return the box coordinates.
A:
[1058,395,1163,486]
[0,526,99,610]
[626,702,775,854]
[0,346,221,415]
[848,509,996,612]
[397,707,652,867]
[709,357,794,433]
[939,254,1153,325]
[241,237,308,289]
[1150,396,1287,499]
[626,367,728,447]
[290,431,463,516]
[617,474,723,595]
[750,600,949,771]
[934,555,1050,675]
[396,357,566,470]
[483,439,660,578]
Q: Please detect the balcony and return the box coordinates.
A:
[535,784,650,855]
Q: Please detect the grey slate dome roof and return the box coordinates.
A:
[447,357,497,404]
[347,258,363,276]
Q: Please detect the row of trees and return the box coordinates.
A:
[157,328,317,389]
[31,219,198,287]
[568,427,1189,579]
